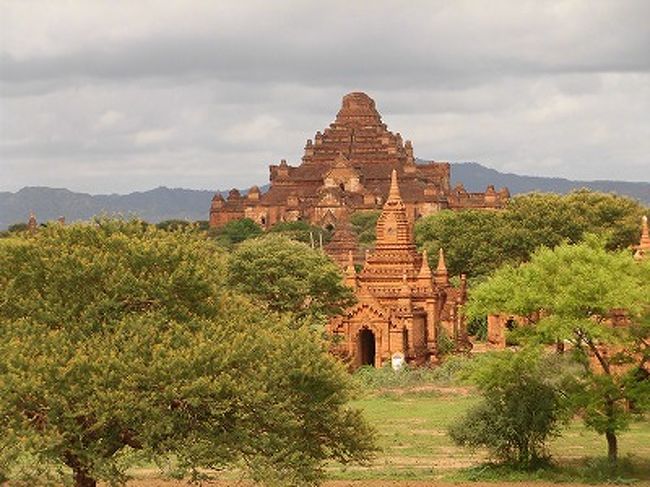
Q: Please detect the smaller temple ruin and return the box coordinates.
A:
[486,215,650,349]
[634,215,650,261]
[328,170,468,368]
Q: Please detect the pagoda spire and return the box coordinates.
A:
[434,248,449,286]
[373,169,411,246]
[387,168,401,202]
[418,249,433,279]
[641,215,650,246]
[634,215,650,261]
[28,211,37,234]
[344,250,357,288]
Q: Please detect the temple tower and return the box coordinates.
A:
[634,215,650,261]
[328,171,468,368]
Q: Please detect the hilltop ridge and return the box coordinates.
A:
[1,163,647,229]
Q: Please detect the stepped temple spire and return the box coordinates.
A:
[324,217,359,268]
[209,91,509,235]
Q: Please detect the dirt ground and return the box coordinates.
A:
[119,481,650,487]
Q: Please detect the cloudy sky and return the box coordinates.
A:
[1,0,648,194]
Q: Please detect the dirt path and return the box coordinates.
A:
[120,481,650,487]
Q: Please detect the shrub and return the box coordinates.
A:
[448,349,570,467]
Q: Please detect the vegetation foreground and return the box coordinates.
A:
[122,377,650,485]
[1,194,648,486]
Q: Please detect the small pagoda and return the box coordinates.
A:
[327,170,468,368]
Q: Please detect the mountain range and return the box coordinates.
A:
[1,162,648,229]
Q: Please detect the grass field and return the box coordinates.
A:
[122,384,650,485]
[327,387,650,483]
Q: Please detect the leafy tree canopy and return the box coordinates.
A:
[155,219,192,231]
[449,349,572,467]
[210,217,263,248]
[227,234,356,324]
[415,190,647,278]
[0,221,374,486]
[267,220,332,246]
[350,211,380,248]
[7,222,29,233]
[467,237,650,462]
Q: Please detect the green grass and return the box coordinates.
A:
[326,389,650,483]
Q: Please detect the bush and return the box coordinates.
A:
[448,349,570,467]
[211,218,263,247]
[267,220,331,245]
[353,356,473,394]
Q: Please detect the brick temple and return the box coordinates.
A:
[209,92,509,234]
[327,170,469,368]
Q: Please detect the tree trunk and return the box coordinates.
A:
[64,452,97,487]
[606,430,618,464]
[73,467,96,487]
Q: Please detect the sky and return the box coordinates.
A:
[1,0,649,194]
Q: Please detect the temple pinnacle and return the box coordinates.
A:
[434,248,449,286]
[418,249,433,279]
[388,169,401,201]
[344,250,357,288]
[635,215,650,261]
[436,248,447,273]
[345,250,356,275]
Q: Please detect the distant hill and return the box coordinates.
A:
[0,187,218,230]
[1,163,648,229]
[450,162,649,204]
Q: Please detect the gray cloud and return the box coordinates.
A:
[1,0,649,194]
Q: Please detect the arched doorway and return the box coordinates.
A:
[359,328,376,367]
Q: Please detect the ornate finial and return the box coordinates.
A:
[435,248,449,286]
[418,249,433,279]
[436,248,447,273]
[388,169,401,201]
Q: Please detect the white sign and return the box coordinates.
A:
[391,352,405,371]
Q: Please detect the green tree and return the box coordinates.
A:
[349,210,380,249]
[449,349,571,467]
[505,191,645,257]
[267,220,332,245]
[155,219,191,231]
[0,221,374,486]
[416,209,510,277]
[211,217,263,247]
[415,190,647,278]
[228,234,355,323]
[7,222,29,233]
[467,238,650,463]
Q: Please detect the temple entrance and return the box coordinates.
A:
[359,328,376,367]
